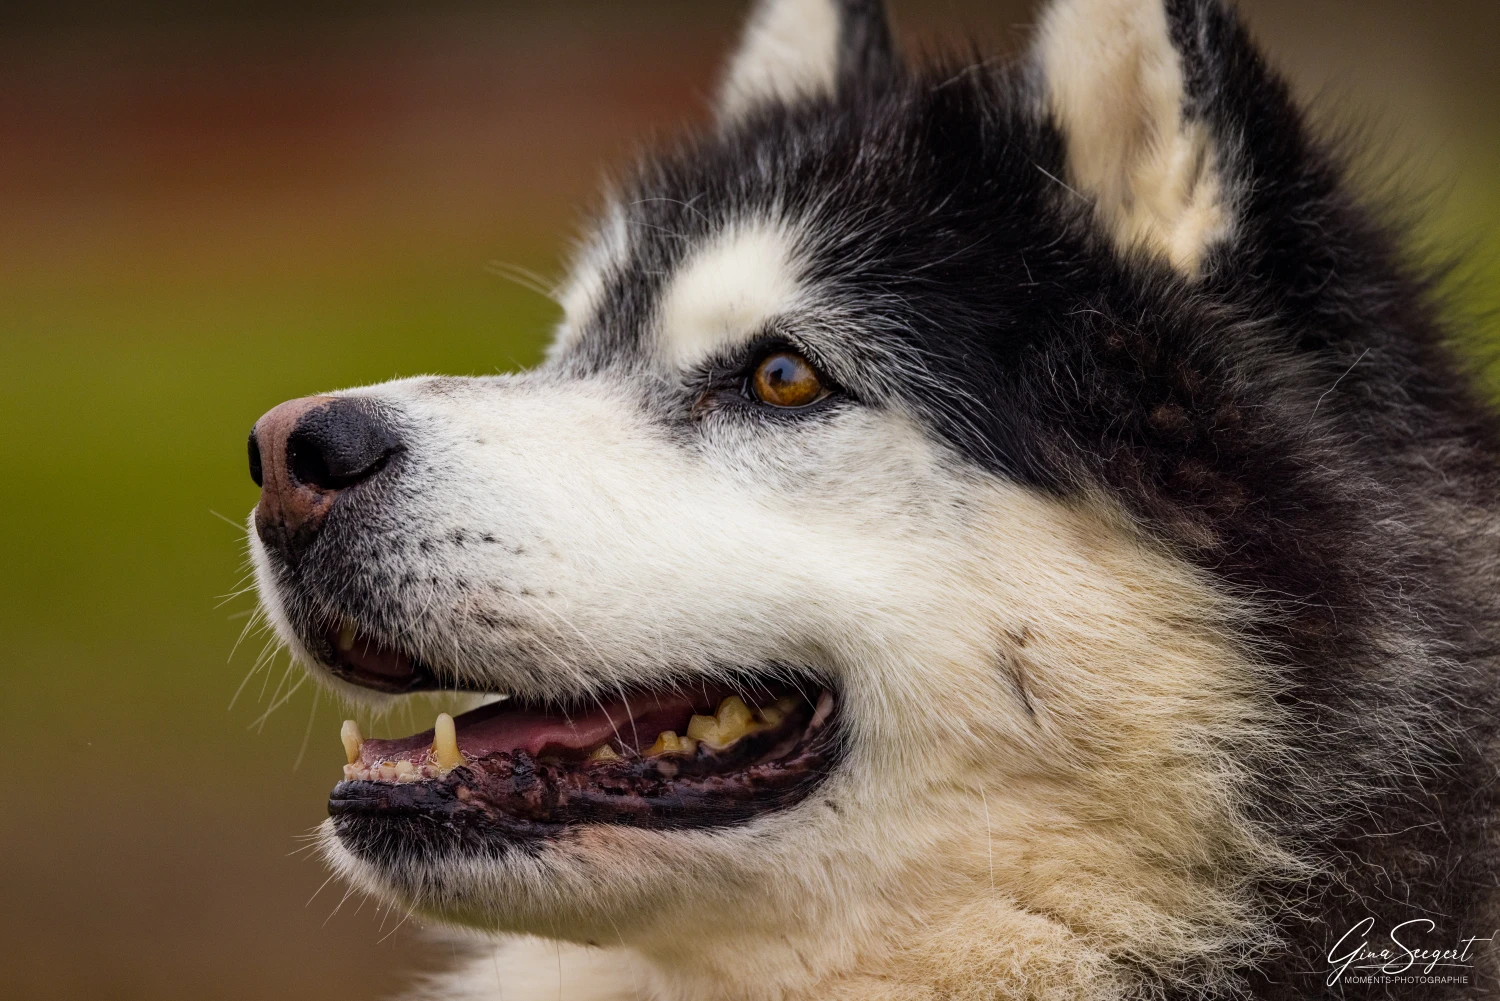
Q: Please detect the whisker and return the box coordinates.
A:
[208,508,250,533]
[294,687,321,771]
[251,672,308,732]
[485,260,561,305]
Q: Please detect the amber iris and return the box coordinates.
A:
[751,351,825,408]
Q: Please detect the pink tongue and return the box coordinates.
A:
[357,689,708,767]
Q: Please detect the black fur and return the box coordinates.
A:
[560,1,1500,995]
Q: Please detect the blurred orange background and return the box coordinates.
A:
[3,2,1498,998]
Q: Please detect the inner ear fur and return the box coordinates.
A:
[1035,0,1235,275]
[717,0,897,123]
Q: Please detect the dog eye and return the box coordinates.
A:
[750,351,827,409]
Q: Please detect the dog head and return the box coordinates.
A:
[247,1,1414,995]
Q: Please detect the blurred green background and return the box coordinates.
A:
[2,1,1497,997]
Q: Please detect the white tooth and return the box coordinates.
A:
[433,712,465,772]
[379,762,398,781]
[340,719,363,764]
[337,620,357,652]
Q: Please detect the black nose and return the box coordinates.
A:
[285,400,399,491]
[249,396,400,563]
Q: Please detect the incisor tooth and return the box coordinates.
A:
[588,744,621,762]
[433,712,465,772]
[337,620,357,652]
[340,719,363,765]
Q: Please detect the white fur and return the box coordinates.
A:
[657,219,806,369]
[1036,0,1233,274]
[719,0,843,121]
[284,372,1285,998]
[407,938,647,1001]
[551,201,631,361]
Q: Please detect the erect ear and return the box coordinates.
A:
[717,0,897,122]
[1034,0,1245,276]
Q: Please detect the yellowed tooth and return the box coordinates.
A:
[340,719,363,765]
[717,696,755,730]
[395,760,417,782]
[755,696,799,728]
[685,714,720,744]
[433,712,465,772]
[645,730,696,757]
[588,744,621,762]
[337,619,357,652]
[692,696,761,749]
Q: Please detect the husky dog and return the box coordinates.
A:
[246,0,1500,997]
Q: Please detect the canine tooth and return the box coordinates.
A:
[340,719,363,764]
[433,712,465,772]
[337,619,357,652]
[588,744,621,762]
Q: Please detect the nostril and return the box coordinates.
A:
[248,431,264,488]
[287,433,392,490]
[284,399,400,492]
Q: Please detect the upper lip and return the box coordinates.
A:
[323,620,442,694]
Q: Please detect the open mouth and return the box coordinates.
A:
[323,625,841,851]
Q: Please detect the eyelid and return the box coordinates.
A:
[744,335,837,385]
[687,333,849,412]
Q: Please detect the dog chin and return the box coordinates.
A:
[315,775,836,944]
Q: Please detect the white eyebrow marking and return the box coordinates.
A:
[549,201,630,361]
[656,219,805,369]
